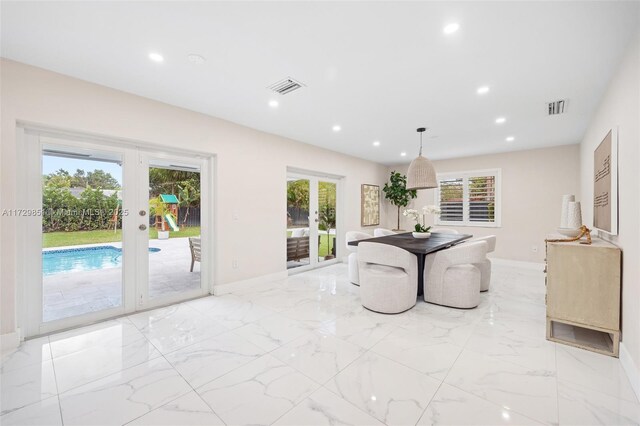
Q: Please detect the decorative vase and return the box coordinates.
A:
[567,201,583,229]
[412,232,431,239]
[560,194,575,228]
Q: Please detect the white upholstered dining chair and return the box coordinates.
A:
[357,242,418,313]
[345,231,371,285]
[423,240,488,308]
[470,235,496,292]
[373,228,396,237]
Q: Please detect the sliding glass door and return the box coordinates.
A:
[286,172,340,272]
[21,131,212,337]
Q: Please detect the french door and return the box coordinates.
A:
[286,171,341,273]
[19,130,213,337]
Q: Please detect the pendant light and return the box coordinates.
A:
[406,127,437,190]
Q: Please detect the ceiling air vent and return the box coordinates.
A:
[548,99,567,115]
[268,77,305,95]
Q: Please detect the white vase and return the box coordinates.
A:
[412,232,431,239]
[560,194,575,228]
[567,201,583,229]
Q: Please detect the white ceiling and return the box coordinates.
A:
[2,1,638,165]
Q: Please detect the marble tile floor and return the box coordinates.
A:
[2,262,639,425]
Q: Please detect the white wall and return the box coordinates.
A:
[384,144,581,263]
[579,33,640,388]
[0,59,389,336]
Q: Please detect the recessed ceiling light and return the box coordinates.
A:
[187,53,206,64]
[477,86,490,95]
[495,117,506,124]
[400,152,407,157]
[148,52,164,63]
[373,141,380,147]
[268,100,279,108]
[443,23,460,35]
[332,125,341,132]
[506,136,515,142]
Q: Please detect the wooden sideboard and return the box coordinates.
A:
[545,237,621,357]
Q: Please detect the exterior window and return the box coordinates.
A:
[435,169,501,227]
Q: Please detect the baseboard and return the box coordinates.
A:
[619,342,640,401]
[213,271,287,295]
[1,328,22,353]
[491,258,545,271]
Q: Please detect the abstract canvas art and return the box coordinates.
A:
[593,128,618,235]
[361,184,380,226]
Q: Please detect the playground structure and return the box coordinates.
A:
[154,194,180,232]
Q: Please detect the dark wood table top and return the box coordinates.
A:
[348,232,473,255]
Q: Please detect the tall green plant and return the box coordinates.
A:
[287,180,310,211]
[178,182,200,226]
[382,171,417,230]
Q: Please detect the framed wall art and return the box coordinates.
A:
[593,128,618,235]
[361,184,380,226]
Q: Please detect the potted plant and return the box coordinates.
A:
[383,171,418,231]
[403,205,441,238]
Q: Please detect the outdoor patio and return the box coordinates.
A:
[43,237,201,322]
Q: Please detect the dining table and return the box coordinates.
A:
[348,232,473,295]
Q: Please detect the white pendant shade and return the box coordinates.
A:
[407,155,437,189]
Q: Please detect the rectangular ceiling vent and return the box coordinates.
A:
[268,77,305,95]
[548,99,567,115]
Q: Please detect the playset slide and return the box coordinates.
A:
[164,213,179,232]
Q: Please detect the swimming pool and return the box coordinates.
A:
[42,246,161,275]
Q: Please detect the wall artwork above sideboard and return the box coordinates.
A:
[593,128,618,235]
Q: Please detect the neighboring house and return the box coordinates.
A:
[68,187,122,199]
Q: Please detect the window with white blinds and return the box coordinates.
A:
[435,169,501,227]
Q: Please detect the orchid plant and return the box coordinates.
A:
[403,205,442,233]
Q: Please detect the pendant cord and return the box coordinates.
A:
[419,132,423,156]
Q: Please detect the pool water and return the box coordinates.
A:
[42,246,160,275]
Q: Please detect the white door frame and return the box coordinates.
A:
[17,126,215,338]
[136,151,212,311]
[286,169,343,275]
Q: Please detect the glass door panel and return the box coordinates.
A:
[41,146,124,323]
[143,158,204,304]
[286,177,311,270]
[317,180,337,264]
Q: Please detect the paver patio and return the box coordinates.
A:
[43,237,201,322]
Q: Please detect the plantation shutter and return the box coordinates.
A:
[436,169,500,226]
[468,176,496,223]
[439,178,464,222]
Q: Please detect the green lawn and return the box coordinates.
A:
[43,226,201,248]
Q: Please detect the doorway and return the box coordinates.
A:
[19,130,213,337]
[286,171,341,272]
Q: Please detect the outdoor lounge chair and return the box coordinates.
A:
[189,237,201,272]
